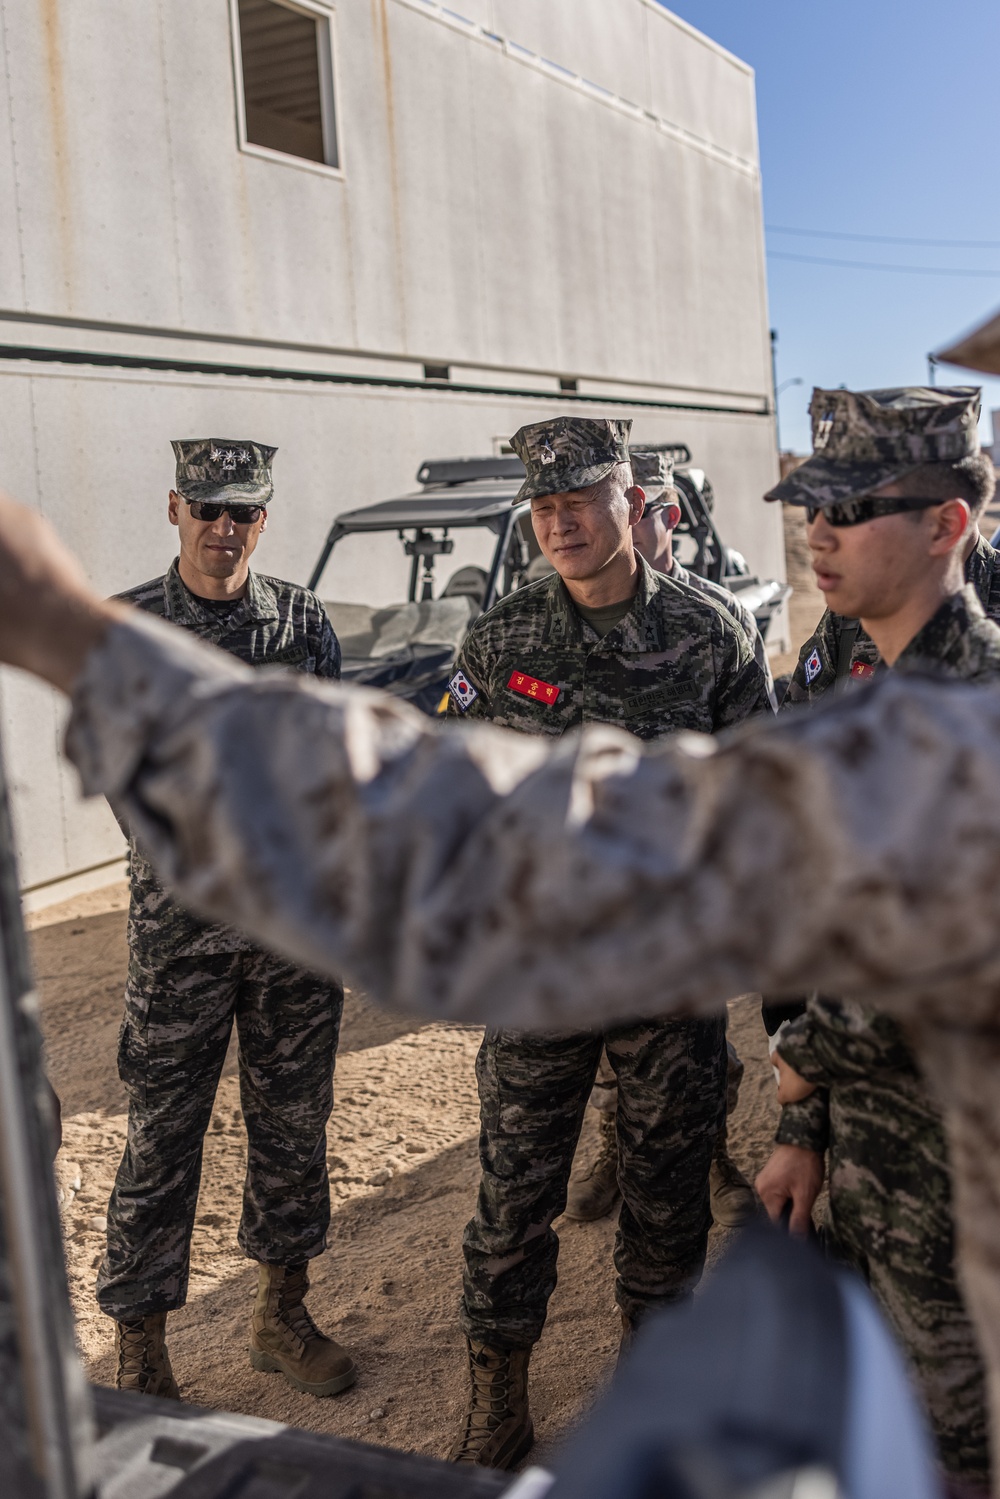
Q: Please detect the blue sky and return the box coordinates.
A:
[662,1,1000,453]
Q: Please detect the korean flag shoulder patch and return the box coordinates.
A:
[448,669,479,711]
[803,647,823,685]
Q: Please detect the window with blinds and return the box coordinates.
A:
[236,0,338,169]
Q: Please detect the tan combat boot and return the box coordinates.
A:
[709,1135,756,1228]
[448,1340,534,1468]
[249,1263,357,1396]
[564,1111,620,1222]
[115,1313,180,1399]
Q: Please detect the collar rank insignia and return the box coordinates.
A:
[850,661,875,680]
[448,669,478,711]
[803,647,823,685]
[507,670,559,704]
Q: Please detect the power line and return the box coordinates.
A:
[767,224,1000,250]
[769,250,1000,278]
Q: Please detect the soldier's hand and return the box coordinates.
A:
[0,491,121,692]
[772,1050,817,1105]
[755,1145,824,1236]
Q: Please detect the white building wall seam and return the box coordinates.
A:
[392,0,759,177]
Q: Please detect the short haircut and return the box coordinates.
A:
[898,454,996,516]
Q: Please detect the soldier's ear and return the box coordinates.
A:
[168,491,181,527]
[626,485,646,524]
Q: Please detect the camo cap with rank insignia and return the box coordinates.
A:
[765,386,981,509]
[171,438,277,506]
[629,449,675,504]
[510,416,632,503]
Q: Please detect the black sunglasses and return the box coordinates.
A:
[805,495,940,528]
[187,500,265,524]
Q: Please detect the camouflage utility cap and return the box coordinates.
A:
[765,386,981,509]
[511,417,632,504]
[171,438,277,506]
[629,449,675,503]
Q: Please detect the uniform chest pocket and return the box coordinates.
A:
[622,682,698,719]
[262,645,311,671]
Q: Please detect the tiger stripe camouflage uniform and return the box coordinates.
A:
[782,530,1000,705]
[97,557,344,1320]
[665,554,776,709]
[448,552,772,1343]
[776,591,995,1487]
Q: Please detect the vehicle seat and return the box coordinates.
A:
[440,565,489,607]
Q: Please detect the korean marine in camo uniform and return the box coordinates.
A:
[444,416,773,1469]
[782,393,1000,706]
[564,449,762,1231]
[755,387,997,1489]
[100,440,357,1405]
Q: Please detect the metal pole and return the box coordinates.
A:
[0,733,93,1498]
[927,354,937,387]
[770,329,781,452]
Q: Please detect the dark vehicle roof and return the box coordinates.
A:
[335,478,529,533]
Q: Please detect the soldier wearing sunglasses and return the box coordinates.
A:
[100,439,355,1407]
[756,387,998,1491]
[781,393,1000,706]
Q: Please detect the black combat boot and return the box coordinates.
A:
[448,1339,534,1468]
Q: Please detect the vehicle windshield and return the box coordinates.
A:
[318,524,520,663]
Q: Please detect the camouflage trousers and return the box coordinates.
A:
[589,1036,744,1125]
[460,1016,727,1347]
[825,1074,989,1486]
[96,946,343,1320]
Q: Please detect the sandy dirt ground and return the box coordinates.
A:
[28,508,822,1467]
[32,885,782,1466]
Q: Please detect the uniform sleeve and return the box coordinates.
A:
[774,1090,830,1154]
[740,607,778,713]
[63,609,1000,1033]
[312,606,341,681]
[776,997,917,1086]
[710,614,774,729]
[445,627,492,721]
[781,620,828,711]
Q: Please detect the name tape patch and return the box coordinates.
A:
[507,670,560,705]
[623,682,698,719]
[448,670,478,711]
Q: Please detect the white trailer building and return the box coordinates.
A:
[0,0,782,903]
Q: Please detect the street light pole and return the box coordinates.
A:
[774,377,804,457]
